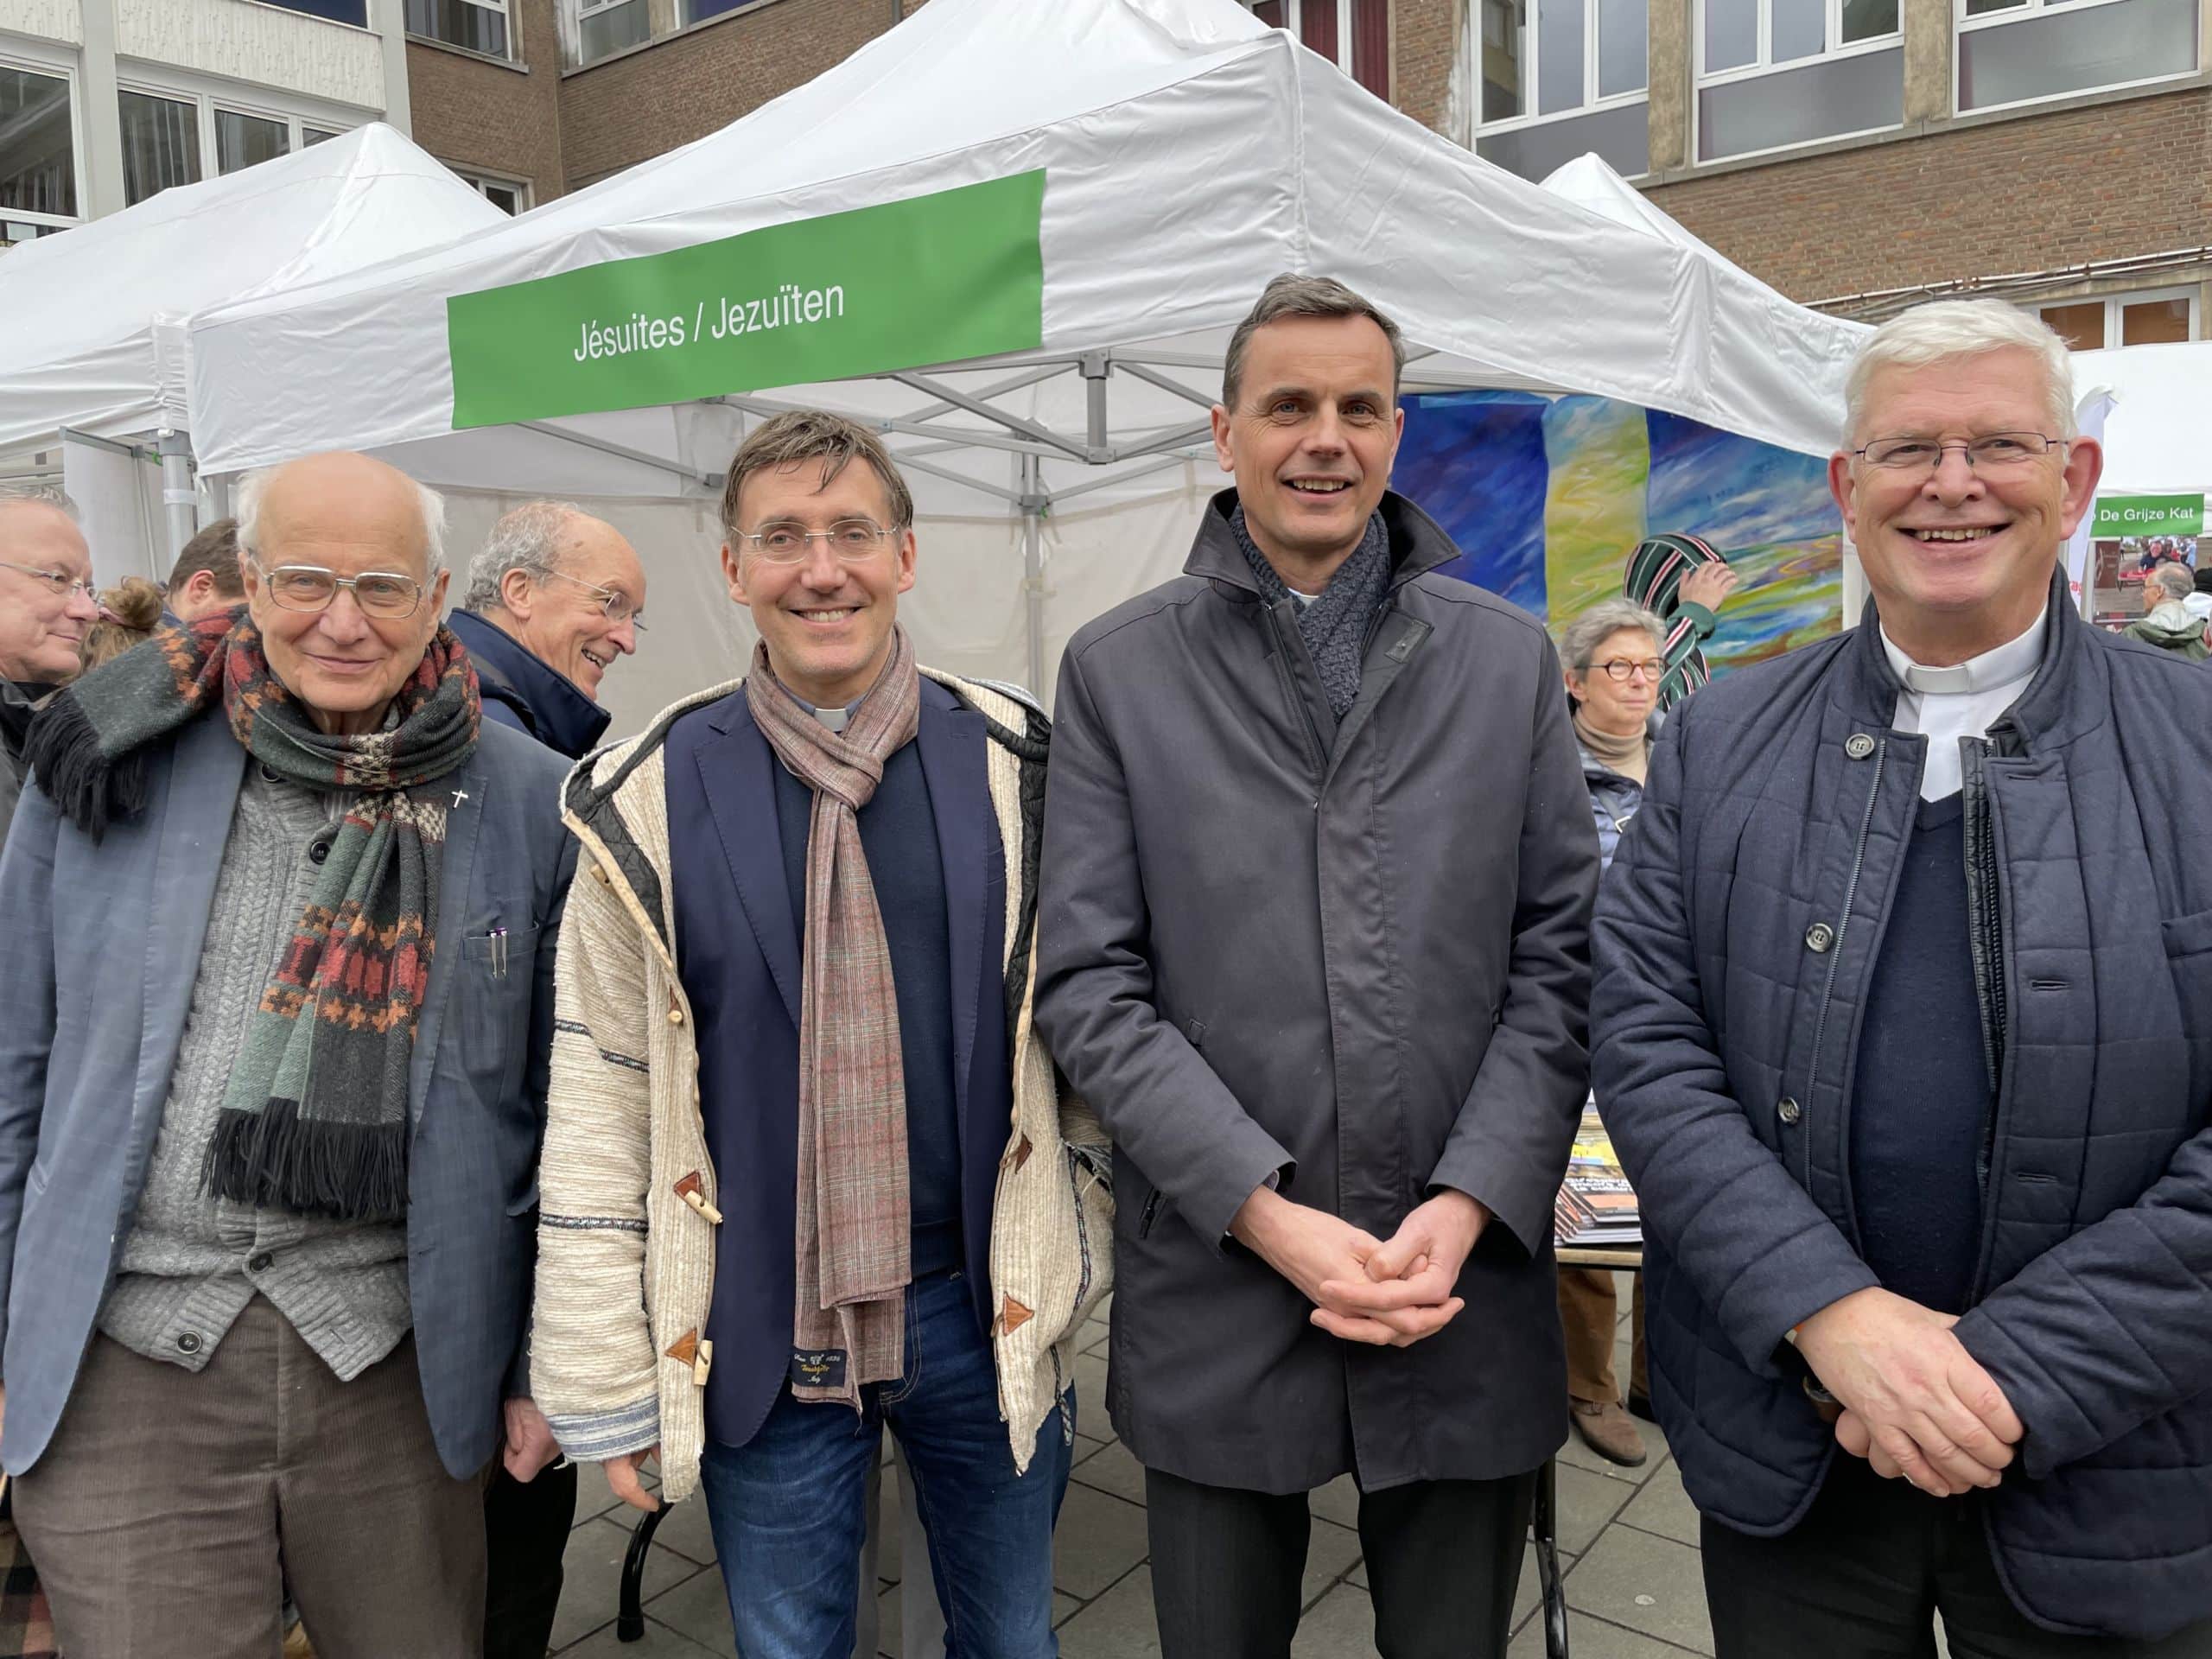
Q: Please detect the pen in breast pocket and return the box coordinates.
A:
[492,925,508,979]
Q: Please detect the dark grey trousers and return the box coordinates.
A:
[1145,1465,1536,1659]
[14,1297,486,1659]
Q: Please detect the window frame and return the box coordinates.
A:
[1952,0,2197,117]
[1243,1,1368,78]
[405,0,516,62]
[573,0,653,67]
[0,49,86,236]
[1689,0,1904,166]
[1471,0,1651,141]
[2033,284,2201,352]
[455,167,532,214]
[246,0,372,27]
[115,74,362,205]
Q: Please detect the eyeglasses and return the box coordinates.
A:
[736,519,899,564]
[542,568,647,631]
[1853,432,2065,474]
[0,559,93,600]
[257,563,426,620]
[1590,658,1664,684]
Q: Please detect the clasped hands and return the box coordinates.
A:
[1795,1286,2024,1499]
[1230,1185,1487,1348]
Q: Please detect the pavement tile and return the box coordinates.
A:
[1056,1565,1162,1659]
[1052,1482,1152,1599]
[1563,1527,1714,1656]
[1073,1351,1113,1442]
[1055,1591,1084,1628]
[1289,1582,1381,1659]
[551,1516,709,1653]
[1308,1472,1361,1529]
[557,1615,722,1656]
[1071,1438,1147,1505]
[1559,1415,1669,1486]
[1617,1460,1699,1548]
[1553,1462,1638,1555]
[1513,1542,1576,1635]
[1508,1611,1707,1658]
[640,1560,740,1652]
[1301,1518,1362,1610]
[645,1495,719,1567]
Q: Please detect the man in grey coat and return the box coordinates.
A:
[1034,276,1598,1659]
[0,485,96,849]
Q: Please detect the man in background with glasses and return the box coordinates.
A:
[1595,300,2212,1653]
[529,410,1106,1659]
[448,501,648,762]
[0,483,96,849]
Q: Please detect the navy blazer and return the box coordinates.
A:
[0,714,575,1478]
[664,678,1009,1451]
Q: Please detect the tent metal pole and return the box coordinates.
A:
[889,372,1092,461]
[894,452,1028,506]
[891,363,1072,425]
[156,430,197,570]
[207,473,233,519]
[1117,359,1220,412]
[516,421,720,488]
[722,394,1066,461]
[1021,453,1046,697]
[1082,353,1109,460]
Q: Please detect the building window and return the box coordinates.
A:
[685,0,753,19]
[0,63,79,232]
[406,0,512,59]
[2034,287,2199,352]
[459,168,531,213]
[1956,0,2196,114]
[119,89,201,206]
[1694,0,1902,161]
[216,108,291,175]
[258,0,370,24]
[302,125,343,146]
[1471,0,1648,181]
[1248,1,1393,99]
[575,0,651,65]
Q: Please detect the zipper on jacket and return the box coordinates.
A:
[1800,734,1886,1192]
[1260,604,1327,779]
[1962,734,2016,1302]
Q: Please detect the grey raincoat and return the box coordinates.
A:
[1034,489,1597,1494]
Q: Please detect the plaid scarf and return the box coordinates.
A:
[1230,505,1393,720]
[746,627,922,1409]
[25,610,480,1222]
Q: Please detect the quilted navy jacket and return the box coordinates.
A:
[1592,573,2212,1641]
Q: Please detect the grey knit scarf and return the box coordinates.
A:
[1230,505,1393,720]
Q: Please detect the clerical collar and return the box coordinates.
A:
[1878,604,2047,696]
[787,689,865,732]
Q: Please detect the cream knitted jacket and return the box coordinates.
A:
[530,668,1112,1500]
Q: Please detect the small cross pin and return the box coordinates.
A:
[450,788,470,810]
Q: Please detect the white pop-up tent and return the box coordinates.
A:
[188,0,1869,722]
[2070,340,2212,497]
[0,124,502,582]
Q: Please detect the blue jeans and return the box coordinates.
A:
[697,1268,1073,1659]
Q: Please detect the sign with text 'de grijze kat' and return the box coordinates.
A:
[444,172,1046,429]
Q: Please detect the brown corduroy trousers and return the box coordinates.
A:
[1558,1268,1649,1406]
[13,1298,486,1659]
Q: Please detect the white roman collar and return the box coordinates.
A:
[1878,604,2048,697]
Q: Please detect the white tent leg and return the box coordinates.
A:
[1021,453,1046,698]
[157,430,197,569]
[208,473,233,520]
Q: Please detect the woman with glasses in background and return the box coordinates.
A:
[1553,595,1676,1467]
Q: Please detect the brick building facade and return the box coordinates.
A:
[401,0,2212,342]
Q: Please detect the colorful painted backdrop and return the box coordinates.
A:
[1395,391,1844,671]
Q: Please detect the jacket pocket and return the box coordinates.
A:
[459,921,543,1105]
[2161,906,2212,960]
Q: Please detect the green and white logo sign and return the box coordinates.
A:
[2092,493,2205,537]
[445,172,1046,429]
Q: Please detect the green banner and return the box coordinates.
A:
[446,172,1046,429]
[2093,493,2204,537]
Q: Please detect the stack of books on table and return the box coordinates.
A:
[1554,1101,1642,1249]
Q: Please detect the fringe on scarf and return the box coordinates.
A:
[202,1100,410,1223]
[21,694,146,843]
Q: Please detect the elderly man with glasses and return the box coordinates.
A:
[0,450,575,1658]
[448,502,649,762]
[0,483,97,849]
[1594,300,2212,1654]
